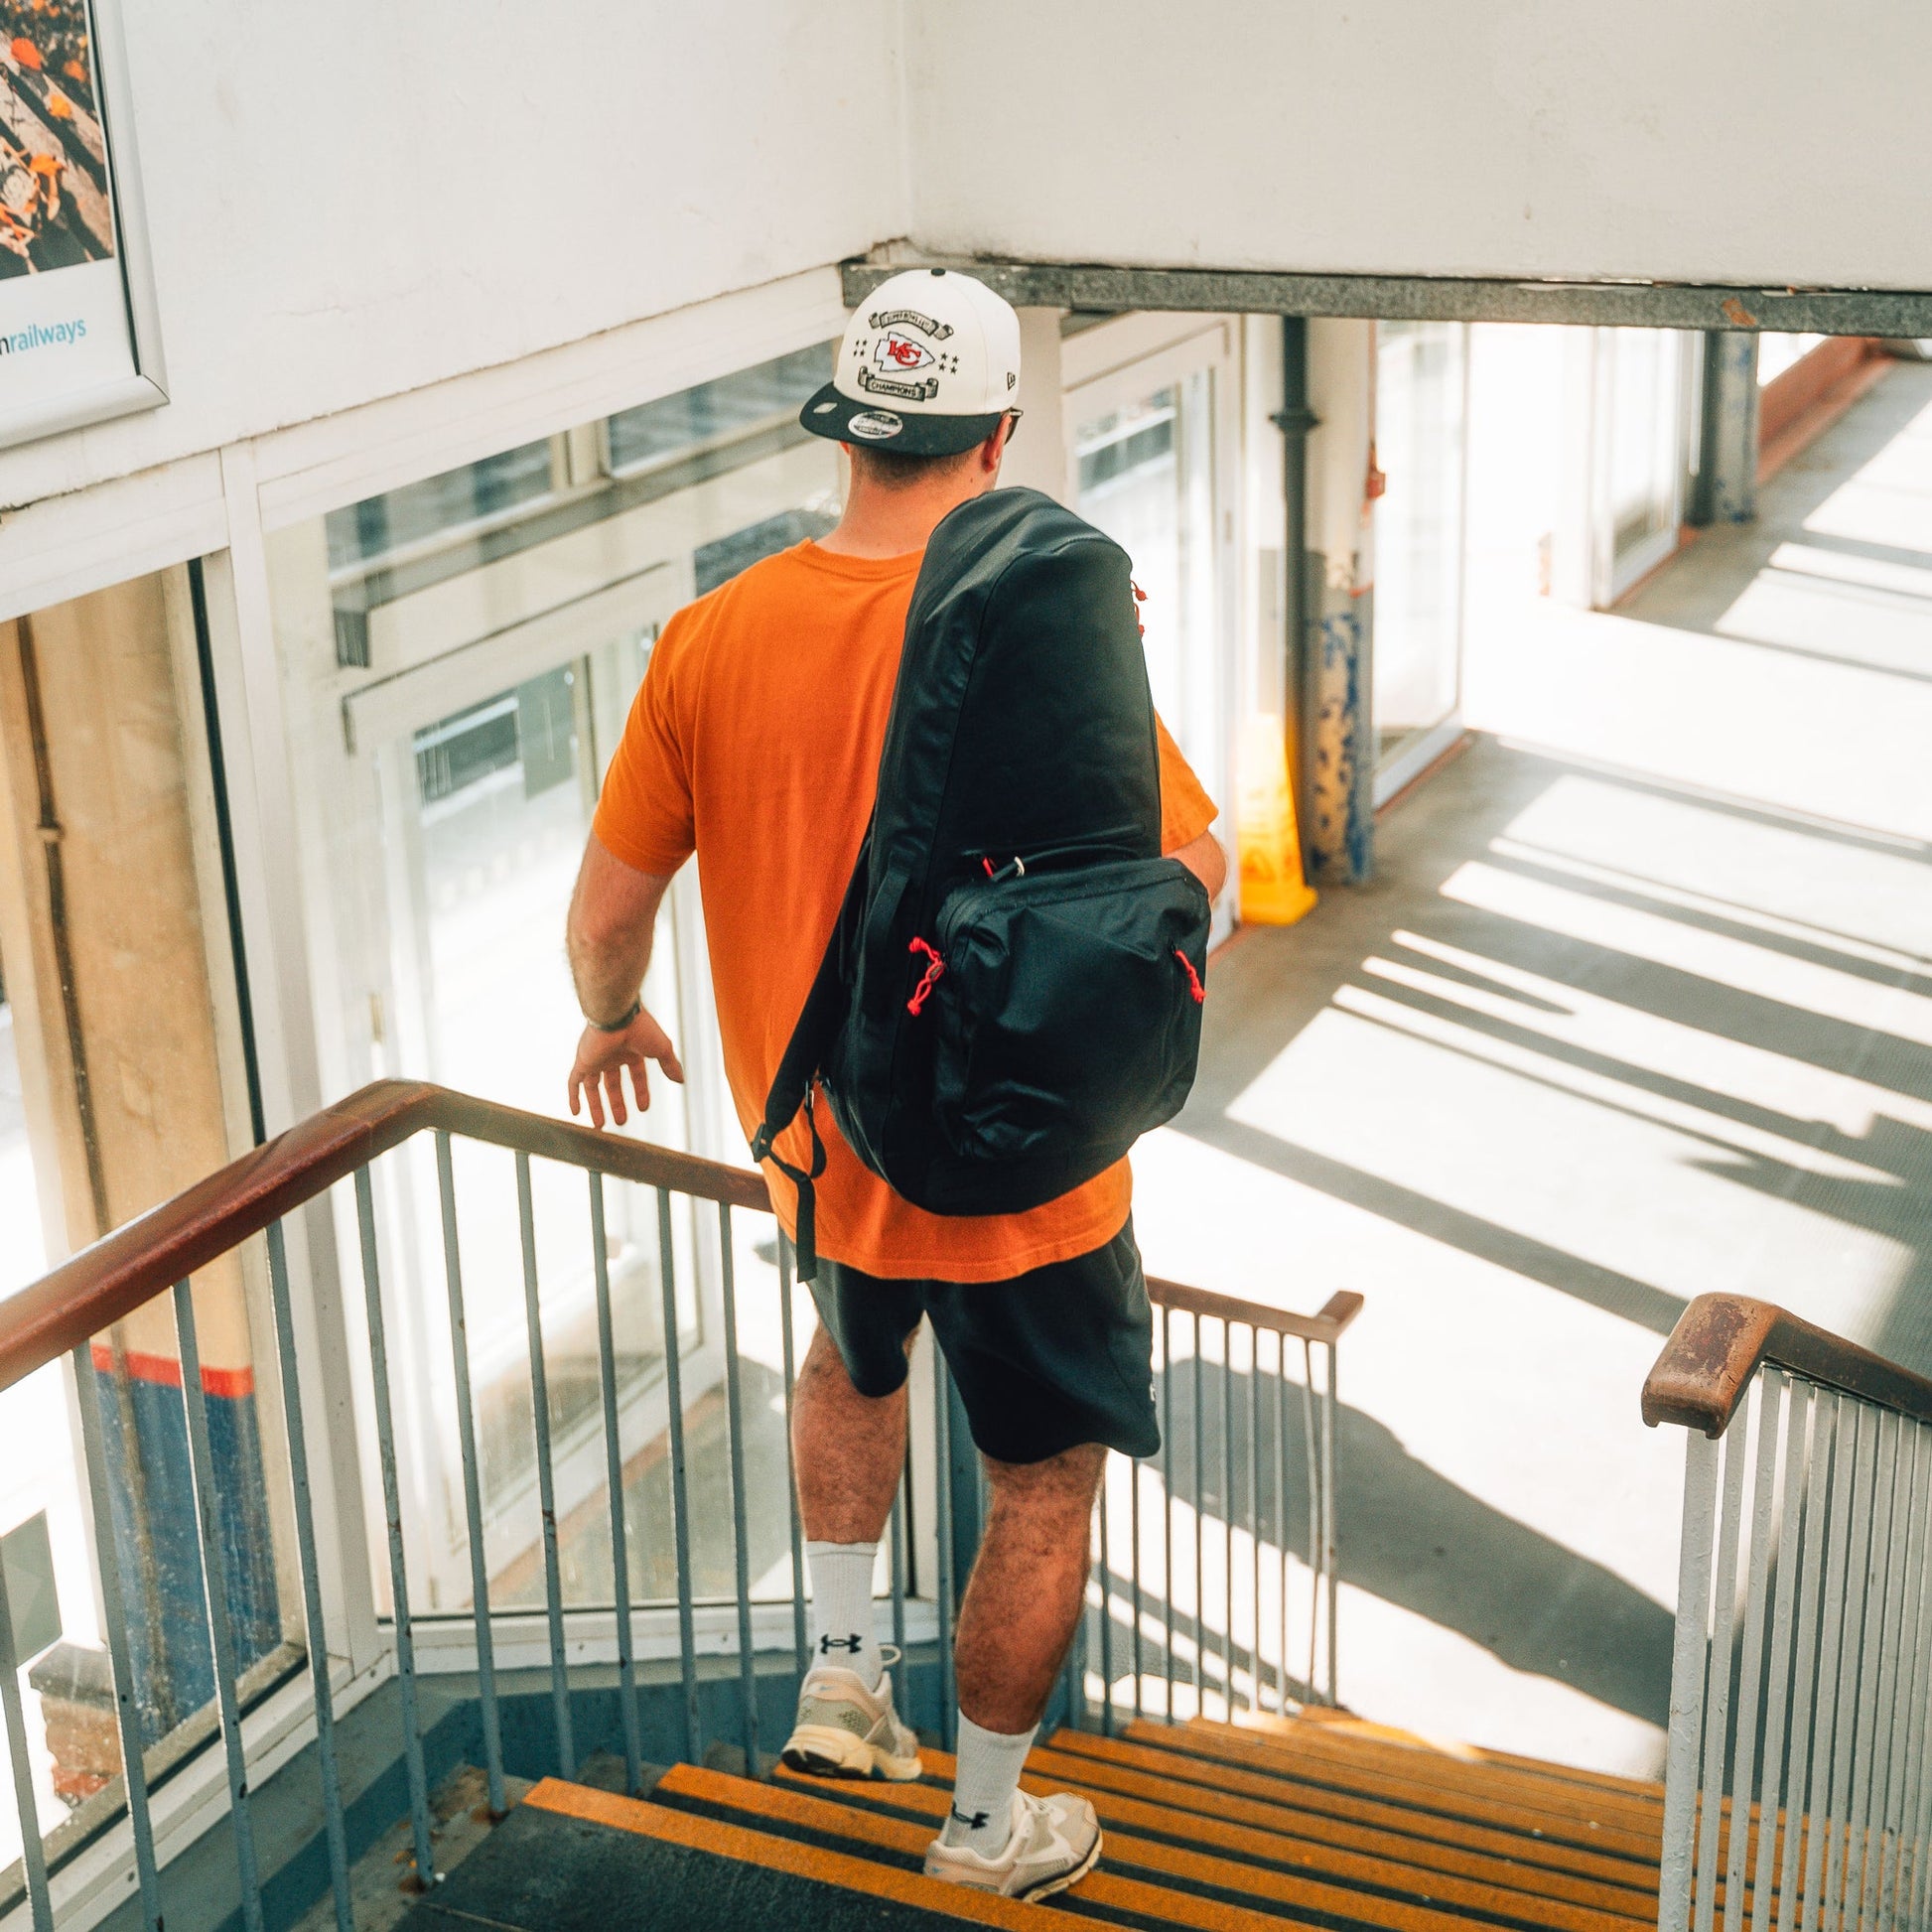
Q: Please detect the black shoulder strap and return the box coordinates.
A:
[749,832,870,1280]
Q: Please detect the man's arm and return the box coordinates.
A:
[565,833,685,1128]
[1172,826,1228,902]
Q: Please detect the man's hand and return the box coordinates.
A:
[568,1006,685,1129]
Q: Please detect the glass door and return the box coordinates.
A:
[1373,322,1469,796]
[1065,326,1236,937]
[1593,328,1696,603]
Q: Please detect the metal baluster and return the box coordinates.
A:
[1130,1423,1144,1725]
[69,1343,164,1927]
[263,1220,352,1930]
[1661,1427,1723,1932]
[891,1469,907,1666]
[1901,1424,1932,1932]
[435,1133,505,1816]
[1694,1390,1754,1932]
[1778,1392,1841,1932]
[1098,1455,1114,1735]
[589,1174,642,1791]
[0,1527,52,1931]
[656,1187,700,1763]
[777,1237,809,1679]
[352,1170,436,1889]
[718,1205,761,1777]
[1191,1314,1204,1718]
[1874,1424,1928,1932]
[1822,1410,1882,1932]
[1852,1419,1910,1932]
[517,1157,575,1779]
[173,1281,265,1931]
[1246,1324,1261,1717]
[1161,1302,1174,1723]
[934,1342,956,1752]
[1301,1339,1319,1702]
[1725,1372,1788,1932]
[1275,1331,1290,1713]
[1220,1317,1235,1717]
[1802,1402,1868,1932]
[1323,1338,1339,1706]
[1891,1423,1932,1932]
[1752,1380,1815,1932]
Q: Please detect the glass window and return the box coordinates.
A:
[1374,322,1468,767]
[326,441,558,572]
[268,345,844,1627]
[607,343,833,474]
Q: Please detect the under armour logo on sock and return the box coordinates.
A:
[818,1633,865,1655]
[950,1805,990,1831]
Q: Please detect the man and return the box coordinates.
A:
[565,269,1224,1902]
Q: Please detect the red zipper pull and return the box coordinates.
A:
[1173,948,1205,1004]
[906,937,946,1016]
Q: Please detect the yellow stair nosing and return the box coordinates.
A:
[523,1776,1091,1928]
[649,1764,1305,1930]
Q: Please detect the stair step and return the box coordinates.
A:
[651,1763,1300,1928]
[1141,1721,1665,1853]
[1049,1731,1665,1888]
[767,1754,1651,1932]
[1128,1723,1669,1855]
[1270,1717,1664,1803]
[519,1777,1097,1927]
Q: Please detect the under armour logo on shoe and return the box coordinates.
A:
[950,1805,990,1830]
[818,1633,865,1655]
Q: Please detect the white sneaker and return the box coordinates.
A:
[922,1789,1103,1901]
[779,1646,923,1781]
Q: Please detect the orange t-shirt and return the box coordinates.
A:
[593,538,1219,1282]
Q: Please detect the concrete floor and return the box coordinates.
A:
[1132,359,1932,1778]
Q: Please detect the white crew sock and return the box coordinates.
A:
[805,1541,882,1689]
[942,1711,1037,1856]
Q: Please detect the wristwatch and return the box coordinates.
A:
[589,997,642,1034]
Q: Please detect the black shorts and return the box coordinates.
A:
[806,1220,1161,1465]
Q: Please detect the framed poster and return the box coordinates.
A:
[0,0,163,452]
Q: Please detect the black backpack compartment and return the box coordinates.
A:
[930,857,1209,1168]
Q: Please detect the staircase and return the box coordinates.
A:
[401,1715,1665,1930]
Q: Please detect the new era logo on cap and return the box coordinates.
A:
[798,268,1022,458]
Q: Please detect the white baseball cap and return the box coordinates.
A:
[799,267,1023,457]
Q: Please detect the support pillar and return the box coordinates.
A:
[1302,320,1377,885]
[1690,332,1760,525]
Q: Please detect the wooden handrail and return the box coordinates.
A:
[1642,1293,1932,1438]
[1149,1277,1363,1346]
[0,1075,1365,1401]
[0,1080,770,1396]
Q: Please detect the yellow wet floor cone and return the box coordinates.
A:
[1236,713,1317,926]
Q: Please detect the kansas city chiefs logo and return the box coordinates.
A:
[874,330,935,373]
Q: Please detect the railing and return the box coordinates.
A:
[0,1079,1356,1931]
[1644,1295,1932,1932]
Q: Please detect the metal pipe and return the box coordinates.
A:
[588,1173,641,1792]
[890,1468,906,1667]
[655,1187,700,1763]
[1221,1316,1235,1714]
[718,1204,760,1776]
[1695,1393,1752,1932]
[1098,1459,1113,1735]
[776,1237,808,1680]
[0,1534,53,1931]
[1246,1324,1261,1717]
[263,1220,351,1929]
[1191,1317,1204,1716]
[1851,1419,1910,1932]
[173,1281,265,1931]
[1129,1423,1144,1725]
[1902,1424,1932,1932]
[1822,1410,1882,1932]
[515,1156,575,1779]
[1891,1423,1932,1932]
[1802,1399,1861,1932]
[1301,1339,1319,1701]
[1275,315,1317,873]
[435,1132,504,1815]
[1323,1341,1339,1706]
[1873,1424,1927,1932]
[1275,1333,1290,1712]
[69,1341,162,1928]
[353,1169,436,1889]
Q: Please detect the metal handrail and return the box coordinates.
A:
[1642,1293,1932,1439]
[0,1078,1358,1930]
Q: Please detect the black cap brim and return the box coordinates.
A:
[799,381,1005,458]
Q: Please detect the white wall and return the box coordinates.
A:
[0,0,907,509]
[905,1,1932,293]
